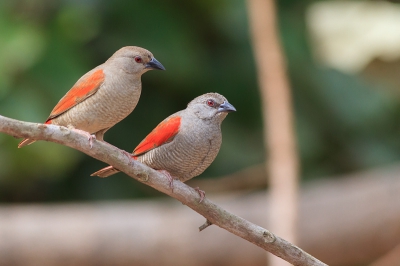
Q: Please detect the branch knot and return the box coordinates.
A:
[263,230,276,243]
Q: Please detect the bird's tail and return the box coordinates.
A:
[18,139,36,148]
[91,166,120,178]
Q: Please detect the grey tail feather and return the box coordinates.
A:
[18,139,36,148]
[90,166,120,178]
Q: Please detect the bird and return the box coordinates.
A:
[18,46,165,148]
[91,92,236,202]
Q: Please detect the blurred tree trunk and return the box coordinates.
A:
[246,0,299,265]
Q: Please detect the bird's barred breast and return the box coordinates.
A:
[138,119,222,182]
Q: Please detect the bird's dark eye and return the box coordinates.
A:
[206,99,215,107]
[135,56,143,63]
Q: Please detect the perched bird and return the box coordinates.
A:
[91,93,236,202]
[18,46,165,148]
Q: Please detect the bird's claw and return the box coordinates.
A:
[123,151,147,181]
[158,170,174,192]
[69,127,96,148]
[122,150,134,166]
[88,134,96,149]
[194,187,206,203]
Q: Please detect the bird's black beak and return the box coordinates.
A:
[145,57,165,70]
[217,101,236,113]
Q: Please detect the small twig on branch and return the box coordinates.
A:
[199,219,213,231]
[0,115,327,266]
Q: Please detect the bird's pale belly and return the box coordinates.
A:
[138,134,221,182]
[51,85,140,134]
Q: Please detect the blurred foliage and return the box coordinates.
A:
[0,0,399,202]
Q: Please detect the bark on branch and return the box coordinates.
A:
[0,115,327,266]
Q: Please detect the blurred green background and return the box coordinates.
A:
[1,0,399,202]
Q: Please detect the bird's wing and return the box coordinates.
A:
[133,116,181,156]
[45,69,105,123]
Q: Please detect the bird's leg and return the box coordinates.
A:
[95,128,108,142]
[157,170,175,192]
[194,187,206,203]
[121,151,135,167]
[68,126,96,148]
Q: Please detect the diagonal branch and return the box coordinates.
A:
[0,115,327,266]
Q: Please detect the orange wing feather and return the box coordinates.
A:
[133,116,181,157]
[45,69,105,123]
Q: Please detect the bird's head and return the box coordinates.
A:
[187,93,236,122]
[107,46,165,75]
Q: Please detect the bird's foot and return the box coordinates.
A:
[122,150,134,166]
[69,127,96,148]
[87,134,96,148]
[158,170,174,192]
[194,187,206,203]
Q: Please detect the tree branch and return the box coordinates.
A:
[0,115,327,266]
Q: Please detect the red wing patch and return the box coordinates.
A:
[45,69,105,123]
[133,116,181,157]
